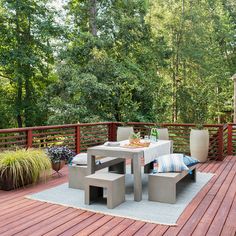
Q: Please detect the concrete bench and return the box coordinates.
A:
[148,165,196,204]
[85,172,125,209]
[69,157,125,190]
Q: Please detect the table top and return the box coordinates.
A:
[87,140,171,159]
[88,140,170,150]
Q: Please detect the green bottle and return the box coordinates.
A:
[150,128,159,141]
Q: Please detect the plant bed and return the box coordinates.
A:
[0,149,51,191]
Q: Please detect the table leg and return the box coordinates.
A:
[132,155,142,201]
[87,153,96,175]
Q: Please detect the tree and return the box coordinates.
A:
[148,0,235,123]
[0,0,60,127]
[48,0,170,124]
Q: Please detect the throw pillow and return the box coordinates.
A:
[157,154,189,173]
[183,155,199,166]
[72,153,88,165]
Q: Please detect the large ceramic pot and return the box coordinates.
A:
[0,168,33,191]
[51,160,65,173]
[190,129,209,162]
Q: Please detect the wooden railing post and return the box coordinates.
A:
[75,125,81,154]
[27,129,33,148]
[108,122,117,141]
[227,124,233,155]
[217,126,224,161]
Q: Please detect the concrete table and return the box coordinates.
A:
[87,140,172,202]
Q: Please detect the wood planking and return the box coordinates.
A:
[0,157,236,235]
[103,218,135,235]
[163,155,233,236]
[90,216,125,235]
[118,221,146,236]
[133,223,156,236]
[192,159,236,235]
[178,157,236,236]
[221,191,236,235]
[74,215,114,236]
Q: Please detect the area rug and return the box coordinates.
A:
[26,171,214,225]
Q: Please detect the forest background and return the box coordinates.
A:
[0,0,235,129]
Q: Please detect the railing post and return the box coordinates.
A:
[217,126,224,161]
[108,122,117,141]
[228,124,233,155]
[75,125,81,154]
[27,129,33,148]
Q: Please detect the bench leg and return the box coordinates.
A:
[68,165,87,190]
[149,176,176,204]
[107,177,125,209]
[191,168,197,182]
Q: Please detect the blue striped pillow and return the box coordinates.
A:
[183,155,199,166]
[157,154,189,173]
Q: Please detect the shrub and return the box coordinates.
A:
[0,149,51,190]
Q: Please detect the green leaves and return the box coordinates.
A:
[0,0,235,127]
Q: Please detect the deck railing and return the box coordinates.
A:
[226,124,236,156]
[0,122,234,160]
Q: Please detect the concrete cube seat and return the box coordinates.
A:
[85,172,125,209]
[148,165,196,204]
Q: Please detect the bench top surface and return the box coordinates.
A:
[150,165,196,178]
[86,172,124,181]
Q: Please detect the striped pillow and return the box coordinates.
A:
[183,155,199,166]
[157,154,189,173]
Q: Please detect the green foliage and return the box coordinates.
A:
[147,0,235,124]
[47,0,169,124]
[0,0,61,127]
[130,132,141,139]
[0,0,235,127]
[0,149,51,189]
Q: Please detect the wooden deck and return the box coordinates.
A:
[0,156,236,236]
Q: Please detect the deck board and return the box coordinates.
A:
[1,157,236,236]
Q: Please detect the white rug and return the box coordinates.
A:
[27,171,214,225]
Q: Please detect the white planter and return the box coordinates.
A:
[190,129,209,162]
[157,128,169,140]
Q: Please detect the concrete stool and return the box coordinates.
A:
[85,172,125,209]
[148,165,196,204]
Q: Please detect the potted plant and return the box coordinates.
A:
[190,113,209,162]
[47,146,76,173]
[129,132,141,144]
[0,149,51,191]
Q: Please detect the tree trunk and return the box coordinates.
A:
[15,0,23,128]
[89,0,97,36]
